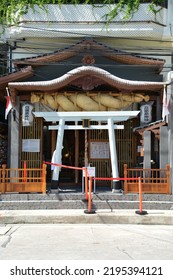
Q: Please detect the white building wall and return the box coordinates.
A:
[5,3,166,40]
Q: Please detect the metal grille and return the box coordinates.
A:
[116,120,137,176]
[89,119,137,178]
[20,117,43,168]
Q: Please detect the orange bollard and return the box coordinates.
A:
[88,177,92,212]
[84,177,96,214]
[135,177,148,215]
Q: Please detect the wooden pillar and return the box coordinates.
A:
[42,163,47,194]
[124,164,128,193]
[1,164,6,193]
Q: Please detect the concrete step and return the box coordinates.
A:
[1,209,173,225]
[0,191,173,210]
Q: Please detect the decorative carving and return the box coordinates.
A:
[71,75,103,90]
[82,54,95,65]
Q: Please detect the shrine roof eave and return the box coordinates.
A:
[133,119,167,133]
[8,66,168,93]
[13,39,165,73]
[0,66,34,91]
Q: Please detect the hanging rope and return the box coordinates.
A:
[84,129,88,167]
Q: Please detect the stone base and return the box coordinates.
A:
[51,180,59,189]
[135,210,148,215]
[112,181,122,193]
[84,209,96,214]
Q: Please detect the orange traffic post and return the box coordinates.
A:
[84,177,95,214]
[42,163,47,194]
[135,177,148,215]
[82,167,89,202]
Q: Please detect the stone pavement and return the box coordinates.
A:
[0,209,173,225]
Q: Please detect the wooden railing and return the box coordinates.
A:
[0,163,47,194]
[124,164,170,194]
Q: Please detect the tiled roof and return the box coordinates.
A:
[13,39,165,72]
[0,66,34,101]
[0,40,167,102]
[133,120,167,139]
[0,66,33,90]
[8,66,167,92]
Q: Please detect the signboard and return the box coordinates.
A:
[83,167,96,177]
[140,102,153,124]
[22,139,40,152]
[22,104,34,126]
[82,166,96,193]
[90,141,110,159]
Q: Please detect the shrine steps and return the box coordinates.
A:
[0,191,173,211]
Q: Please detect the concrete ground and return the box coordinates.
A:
[0,223,173,260]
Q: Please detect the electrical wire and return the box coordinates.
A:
[0,33,172,71]
[1,34,172,55]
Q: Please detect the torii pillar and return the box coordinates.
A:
[108,118,121,192]
[52,119,65,182]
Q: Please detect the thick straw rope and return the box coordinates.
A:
[31,92,149,111]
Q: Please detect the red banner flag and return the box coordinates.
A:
[5,87,13,120]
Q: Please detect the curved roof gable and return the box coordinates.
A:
[8,66,167,92]
[13,39,165,72]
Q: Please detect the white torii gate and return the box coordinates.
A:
[33,111,139,191]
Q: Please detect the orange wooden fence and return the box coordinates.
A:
[0,163,47,194]
[124,164,170,194]
[0,163,171,194]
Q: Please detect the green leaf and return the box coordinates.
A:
[0,0,165,28]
